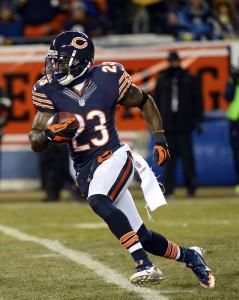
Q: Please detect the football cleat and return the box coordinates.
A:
[130,264,165,286]
[186,246,215,288]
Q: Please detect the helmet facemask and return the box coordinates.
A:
[45,50,93,86]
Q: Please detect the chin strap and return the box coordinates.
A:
[59,64,91,86]
[58,73,74,86]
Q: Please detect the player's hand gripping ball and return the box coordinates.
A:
[45,112,79,143]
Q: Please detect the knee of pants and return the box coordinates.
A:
[137,223,153,242]
[88,194,116,220]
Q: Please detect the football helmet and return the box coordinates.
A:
[45,31,94,86]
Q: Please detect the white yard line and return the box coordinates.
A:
[74,222,108,229]
[0,225,168,300]
[73,221,234,229]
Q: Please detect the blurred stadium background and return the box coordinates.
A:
[1,2,239,299]
[1,0,239,193]
[0,34,238,192]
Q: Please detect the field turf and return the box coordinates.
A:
[0,187,238,300]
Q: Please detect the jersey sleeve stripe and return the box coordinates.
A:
[119,76,131,93]
[118,81,131,102]
[32,91,47,98]
[32,96,53,104]
[33,101,55,110]
[119,71,129,84]
[118,71,132,102]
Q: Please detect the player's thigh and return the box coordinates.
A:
[88,149,134,200]
[114,189,143,232]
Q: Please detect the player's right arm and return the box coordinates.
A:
[29,77,55,152]
[29,111,78,152]
[29,111,54,152]
[29,78,77,152]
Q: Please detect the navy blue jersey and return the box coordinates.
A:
[32,62,132,171]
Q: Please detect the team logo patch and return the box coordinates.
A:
[79,99,86,107]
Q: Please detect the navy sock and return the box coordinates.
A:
[105,209,134,239]
[88,194,153,266]
[104,209,152,266]
[140,230,169,256]
[132,249,152,267]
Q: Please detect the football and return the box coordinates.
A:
[45,112,79,129]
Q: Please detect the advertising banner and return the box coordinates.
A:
[0,42,233,187]
[1,42,230,140]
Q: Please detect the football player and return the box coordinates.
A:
[29,31,215,288]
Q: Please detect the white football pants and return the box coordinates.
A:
[88,144,143,232]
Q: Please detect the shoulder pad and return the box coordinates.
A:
[93,62,132,104]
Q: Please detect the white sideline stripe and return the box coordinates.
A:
[1,145,31,151]
[162,220,232,226]
[0,225,168,300]
[74,223,108,229]
[2,134,29,142]
[34,254,61,258]
[73,221,233,229]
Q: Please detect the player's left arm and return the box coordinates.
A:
[123,84,170,166]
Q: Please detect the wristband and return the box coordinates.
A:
[152,131,167,144]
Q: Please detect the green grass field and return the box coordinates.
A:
[0,188,238,300]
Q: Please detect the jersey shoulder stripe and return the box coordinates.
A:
[32,76,56,113]
[118,71,132,102]
[32,95,53,105]
[32,100,55,110]
[32,90,47,98]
